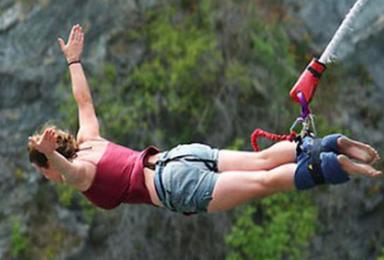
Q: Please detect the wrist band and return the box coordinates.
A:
[68,60,81,66]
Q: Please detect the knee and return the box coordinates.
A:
[245,171,271,192]
[258,171,273,187]
[250,150,276,169]
[261,165,296,190]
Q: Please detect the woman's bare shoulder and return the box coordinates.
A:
[78,136,109,147]
[74,138,110,168]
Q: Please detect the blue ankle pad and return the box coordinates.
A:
[321,134,344,154]
[320,152,350,184]
[297,134,343,157]
[295,156,316,190]
[295,151,350,190]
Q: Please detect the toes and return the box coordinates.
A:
[369,150,381,165]
[370,170,382,177]
[364,145,380,164]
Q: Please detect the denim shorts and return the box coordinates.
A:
[154,143,219,214]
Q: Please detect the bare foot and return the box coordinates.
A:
[337,136,380,164]
[338,154,382,177]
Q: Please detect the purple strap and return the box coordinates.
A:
[297,92,311,119]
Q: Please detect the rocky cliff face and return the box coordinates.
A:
[0,0,383,259]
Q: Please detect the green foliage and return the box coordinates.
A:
[17,0,50,16]
[250,21,296,84]
[226,193,317,260]
[13,167,26,182]
[226,138,246,150]
[41,228,81,260]
[248,20,298,120]
[58,2,225,147]
[55,184,97,224]
[224,60,256,101]
[57,73,78,132]
[378,248,384,260]
[10,217,30,258]
[312,114,349,137]
[56,184,76,206]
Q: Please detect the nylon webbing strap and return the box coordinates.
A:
[154,152,168,204]
[156,154,218,172]
[308,139,325,184]
[307,66,322,78]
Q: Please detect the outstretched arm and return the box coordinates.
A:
[58,25,100,143]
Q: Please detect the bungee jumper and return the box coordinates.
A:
[28,5,380,215]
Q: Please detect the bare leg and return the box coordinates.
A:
[207,164,296,212]
[208,154,382,213]
[218,141,297,172]
[338,154,382,177]
[337,136,380,164]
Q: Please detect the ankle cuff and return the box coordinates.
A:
[321,134,344,154]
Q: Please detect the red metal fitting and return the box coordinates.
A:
[289,58,326,104]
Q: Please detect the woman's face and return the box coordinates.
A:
[33,164,63,183]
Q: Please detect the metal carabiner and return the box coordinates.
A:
[290,117,305,134]
[308,114,317,136]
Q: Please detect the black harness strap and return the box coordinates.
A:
[307,138,325,185]
[156,154,218,172]
[307,66,322,78]
[181,157,218,172]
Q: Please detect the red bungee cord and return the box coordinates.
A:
[251,129,297,152]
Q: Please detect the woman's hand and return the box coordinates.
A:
[28,128,57,155]
[58,24,84,63]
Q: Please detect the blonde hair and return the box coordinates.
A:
[27,124,79,168]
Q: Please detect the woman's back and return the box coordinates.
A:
[73,139,109,191]
[77,140,159,209]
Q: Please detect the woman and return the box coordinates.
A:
[28,25,381,214]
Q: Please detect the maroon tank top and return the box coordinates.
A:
[82,142,160,210]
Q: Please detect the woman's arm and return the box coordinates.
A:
[58,25,100,143]
[45,150,86,185]
[29,128,88,188]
